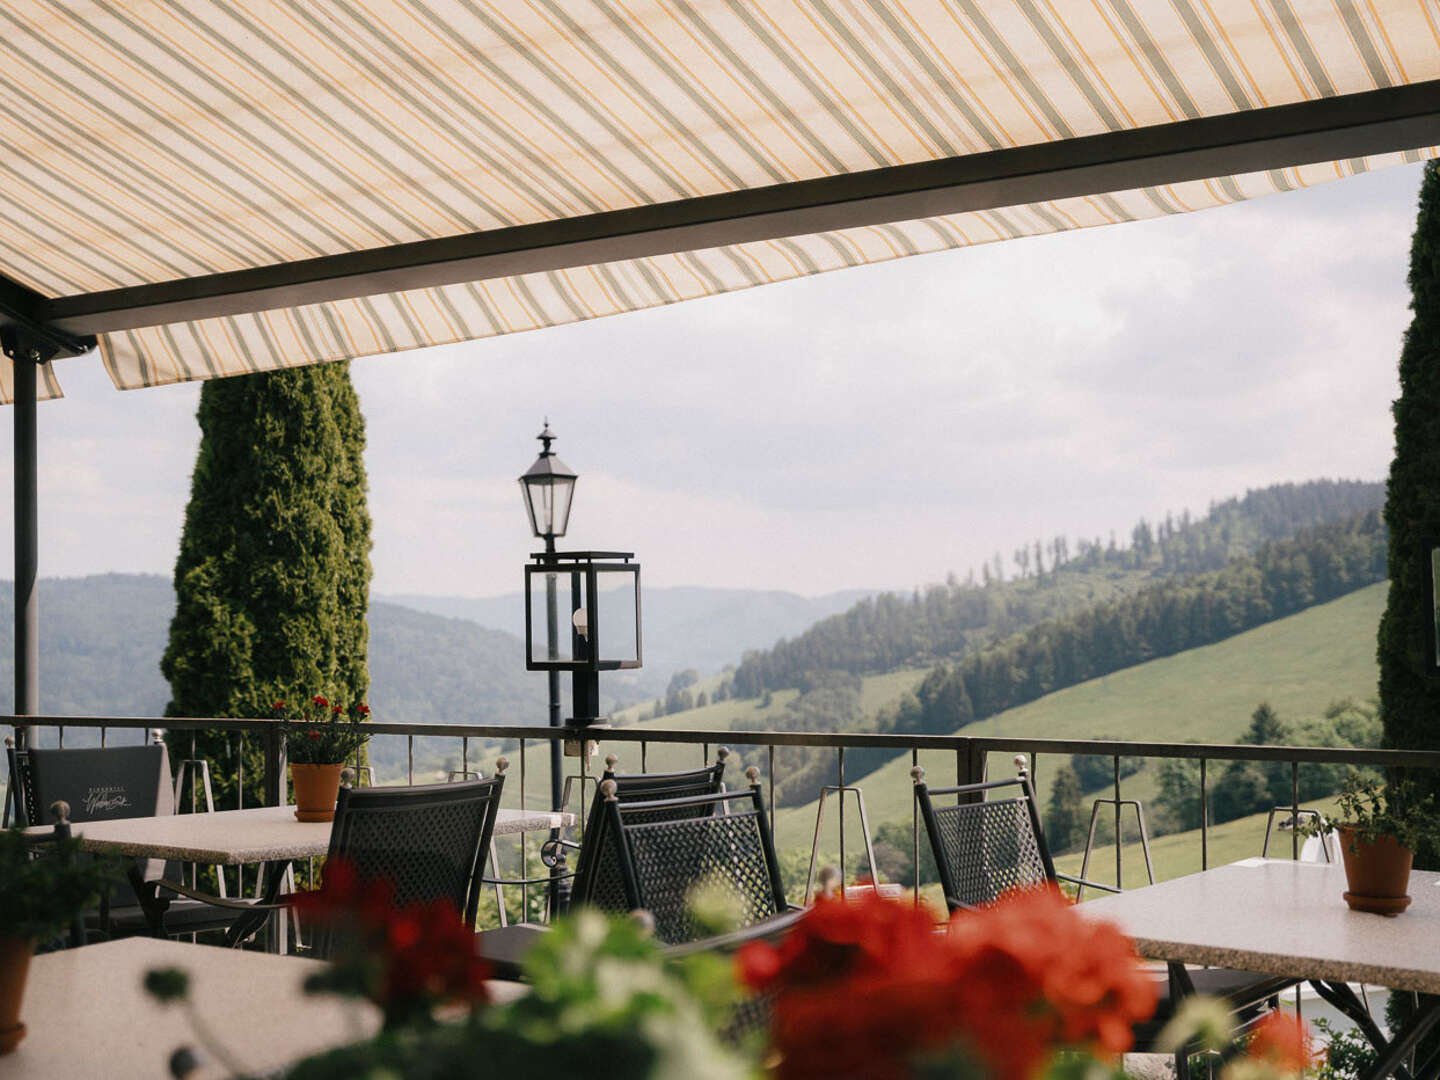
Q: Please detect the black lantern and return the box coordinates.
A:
[525,551,642,726]
[518,422,576,540]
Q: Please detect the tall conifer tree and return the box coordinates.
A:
[1379,161,1440,871]
[161,363,372,808]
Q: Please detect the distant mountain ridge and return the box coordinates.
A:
[0,576,869,722]
[0,575,546,725]
[377,584,875,694]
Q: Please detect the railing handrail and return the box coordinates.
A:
[5,714,1440,768]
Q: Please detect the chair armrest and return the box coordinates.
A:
[539,838,580,868]
[661,908,808,958]
[479,870,575,888]
[1055,872,1122,894]
[150,878,297,913]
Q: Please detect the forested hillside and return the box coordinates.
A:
[732,479,1382,696]
[886,511,1386,740]
[0,575,545,726]
[762,510,1387,806]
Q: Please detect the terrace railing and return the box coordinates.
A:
[7,714,1440,913]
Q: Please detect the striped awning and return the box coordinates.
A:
[1,1,1437,402]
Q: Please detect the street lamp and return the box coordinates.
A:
[519,421,577,812]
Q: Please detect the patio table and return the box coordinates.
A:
[24,803,575,947]
[1075,858,1440,1079]
[0,935,527,1079]
[25,802,574,864]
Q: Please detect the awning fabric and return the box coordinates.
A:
[2,1,1437,402]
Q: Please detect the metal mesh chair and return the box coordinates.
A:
[475,751,728,978]
[573,753,729,919]
[602,765,791,946]
[914,757,1296,1080]
[9,739,237,939]
[912,762,1090,911]
[155,770,507,953]
[306,773,505,955]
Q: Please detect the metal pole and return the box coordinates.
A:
[14,352,38,738]
[545,533,562,812]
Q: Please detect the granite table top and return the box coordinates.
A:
[1,936,371,1079]
[1075,858,1440,995]
[0,936,529,1080]
[25,803,575,865]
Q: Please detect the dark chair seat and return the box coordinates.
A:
[474,921,548,981]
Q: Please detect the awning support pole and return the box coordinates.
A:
[13,350,37,743]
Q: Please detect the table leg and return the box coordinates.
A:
[222,859,290,949]
[128,864,170,938]
[1358,993,1440,1080]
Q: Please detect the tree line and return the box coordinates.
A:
[881,511,1385,742]
[731,479,1382,697]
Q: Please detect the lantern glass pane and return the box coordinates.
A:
[528,569,586,664]
[595,567,639,665]
[550,476,575,537]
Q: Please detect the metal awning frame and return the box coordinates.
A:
[7,77,1440,722]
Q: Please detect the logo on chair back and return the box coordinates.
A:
[84,784,132,815]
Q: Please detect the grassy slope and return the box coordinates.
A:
[774,581,1386,852]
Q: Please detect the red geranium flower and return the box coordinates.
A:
[1247,1012,1312,1071]
[312,695,328,708]
[740,886,1156,1080]
[294,859,491,1025]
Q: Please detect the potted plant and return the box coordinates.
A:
[0,821,116,1053]
[274,697,371,822]
[1301,771,1439,915]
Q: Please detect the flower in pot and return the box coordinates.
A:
[274,697,372,822]
[1302,771,1439,916]
[0,818,117,1053]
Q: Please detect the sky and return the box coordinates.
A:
[0,160,1428,600]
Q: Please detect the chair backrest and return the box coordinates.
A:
[16,742,173,827]
[602,768,786,946]
[569,755,727,916]
[15,742,176,907]
[912,765,1057,912]
[325,773,506,932]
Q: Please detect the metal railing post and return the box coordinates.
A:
[263,723,286,807]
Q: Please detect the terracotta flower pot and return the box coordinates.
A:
[1338,825,1413,916]
[0,936,34,1054]
[291,762,346,822]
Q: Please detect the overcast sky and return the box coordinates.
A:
[1,161,1427,599]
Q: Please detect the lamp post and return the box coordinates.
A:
[518,421,577,813]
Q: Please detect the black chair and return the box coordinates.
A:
[7,739,234,940]
[476,751,728,978]
[601,765,796,946]
[154,769,507,954]
[913,758,1296,1079]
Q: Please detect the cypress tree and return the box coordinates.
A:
[161,363,372,809]
[1378,161,1440,872]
